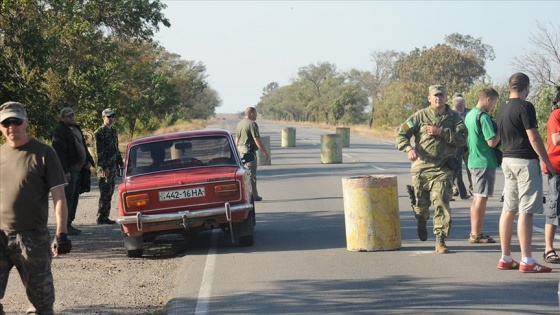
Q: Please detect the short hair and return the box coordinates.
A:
[479,87,499,101]
[508,72,530,92]
[245,107,256,117]
[452,97,466,105]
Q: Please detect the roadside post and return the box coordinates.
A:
[281,127,296,147]
[336,127,350,147]
[342,175,401,251]
[321,134,342,164]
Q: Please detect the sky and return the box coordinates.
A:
[155,1,560,114]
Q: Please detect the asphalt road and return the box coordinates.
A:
[165,119,559,315]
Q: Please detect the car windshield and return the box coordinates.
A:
[126,135,236,176]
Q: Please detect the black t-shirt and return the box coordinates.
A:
[496,98,539,159]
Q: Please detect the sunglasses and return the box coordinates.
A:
[107,115,115,118]
[1,118,24,127]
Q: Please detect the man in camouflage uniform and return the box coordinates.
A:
[396,85,467,254]
[94,108,123,225]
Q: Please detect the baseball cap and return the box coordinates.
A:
[0,101,27,122]
[102,108,115,117]
[452,93,464,100]
[429,85,446,96]
[60,107,75,117]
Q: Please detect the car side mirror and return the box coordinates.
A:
[241,152,255,164]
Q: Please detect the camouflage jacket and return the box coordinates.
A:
[396,105,467,173]
[94,125,123,173]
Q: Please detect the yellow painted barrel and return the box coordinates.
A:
[342,175,401,251]
[321,134,342,164]
[257,135,271,166]
[87,146,97,174]
[281,127,296,147]
[336,127,350,147]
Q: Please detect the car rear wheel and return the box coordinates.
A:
[233,215,254,246]
[123,232,144,257]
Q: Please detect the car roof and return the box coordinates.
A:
[127,129,233,147]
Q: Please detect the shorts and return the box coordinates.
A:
[501,157,543,214]
[470,168,496,197]
[545,174,560,226]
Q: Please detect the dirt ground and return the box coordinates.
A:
[2,177,190,315]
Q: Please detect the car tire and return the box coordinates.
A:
[233,216,254,247]
[239,235,254,246]
[127,249,144,258]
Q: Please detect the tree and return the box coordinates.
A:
[444,33,496,68]
[513,22,560,87]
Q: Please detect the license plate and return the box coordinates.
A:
[159,187,206,201]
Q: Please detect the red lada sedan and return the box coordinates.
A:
[116,129,256,257]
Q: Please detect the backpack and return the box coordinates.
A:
[476,111,502,166]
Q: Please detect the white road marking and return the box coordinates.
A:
[343,153,352,158]
[369,164,385,171]
[194,229,219,315]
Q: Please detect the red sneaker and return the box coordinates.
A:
[497,259,520,270]
[519,262,552,273]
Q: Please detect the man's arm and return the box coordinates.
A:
[254,136,270,160]
[51,186,68,235]
[552,132,560,146]
[527,128,555,175]
[487,135,500,148]
[51,128,71,174]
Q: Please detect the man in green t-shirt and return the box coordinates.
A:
[464,88,500,244]
[236,107,269,201]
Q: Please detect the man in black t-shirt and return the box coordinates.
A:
[495,73,555,273]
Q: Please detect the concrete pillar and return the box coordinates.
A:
[336,127,350,147]
[281,127,296,147]
[320,134,342,164]
[257,135,271,166]
[342,175,401,251]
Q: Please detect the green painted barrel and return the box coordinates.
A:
[336,127,350,147]
[281,127,296,147]
[342,175,401,251]
[257,135,271,166]
[321,134,342,164]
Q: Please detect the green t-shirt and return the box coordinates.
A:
[465,107,498,169]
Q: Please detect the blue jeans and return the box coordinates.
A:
[64,171,82,225]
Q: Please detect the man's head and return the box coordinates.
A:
[0,101,29,145]
[102,108,116,126]
[508,72,530,98]
[244,107,257,121]
[478,87,500,112]
[452,94,466,112]
[428,85,447,110]
[60,107,76,126]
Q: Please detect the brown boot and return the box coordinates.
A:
[435,235,449,254]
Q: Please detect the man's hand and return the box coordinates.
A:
[407,148,419,161]
[65,172,71,182]
[426,125,441,136]
[52,233,72,257]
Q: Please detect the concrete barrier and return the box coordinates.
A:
[342,175,401,251]
[320,134,342,164]
[336,127,350,147]
[257,135,271,166]
[281,127,296,147]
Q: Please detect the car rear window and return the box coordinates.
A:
[126,135,236,176]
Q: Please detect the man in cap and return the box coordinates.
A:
[397,85,467,254]
[94,108,123,224]
[496,72,554,272]
[51,107,95,235]
[0,101,71,314]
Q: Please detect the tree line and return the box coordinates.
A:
[257,28,560,139]
[0,0,221,141]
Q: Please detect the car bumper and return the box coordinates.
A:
[116,202,253,231]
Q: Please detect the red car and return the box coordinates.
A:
[116,129,256,257]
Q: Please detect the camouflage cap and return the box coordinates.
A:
[60,107,75,117]
[102,108,115,117]
[0,101,27,122]
[429,85,446,96]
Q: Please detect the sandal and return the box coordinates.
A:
[544,249,560,264]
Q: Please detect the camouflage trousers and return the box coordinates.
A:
[0,228,54,315]
[411,171,454,238]
[97,171,116,220]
